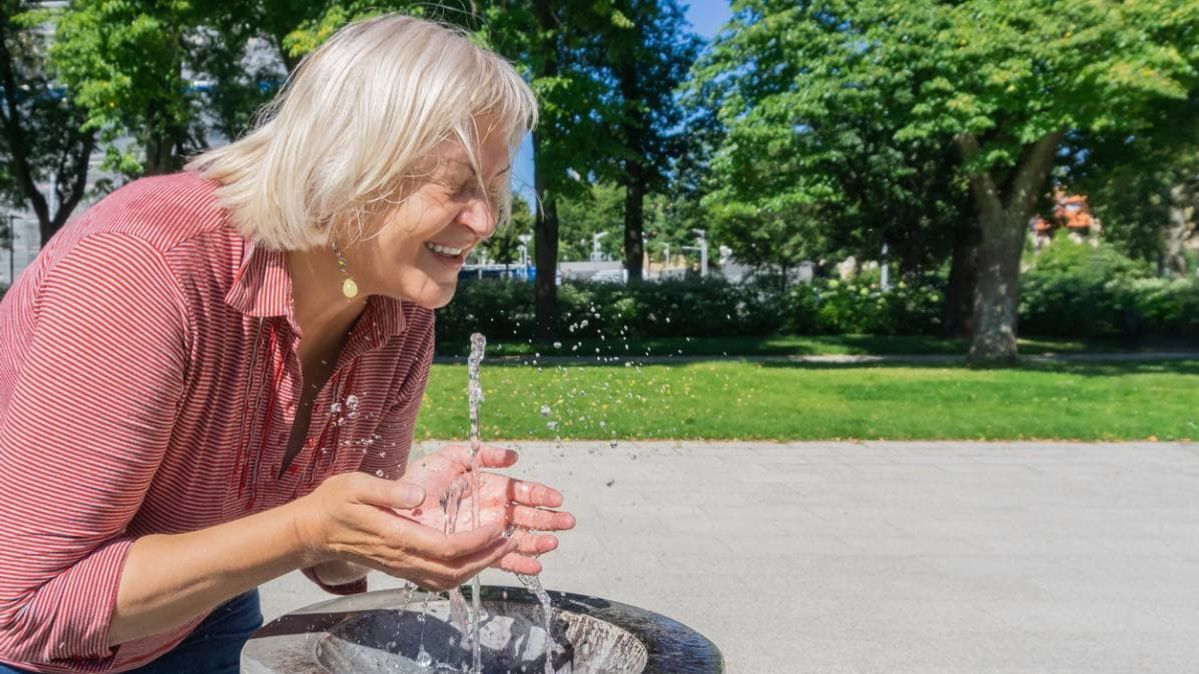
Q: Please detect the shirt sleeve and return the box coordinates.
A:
[0,233,190,669]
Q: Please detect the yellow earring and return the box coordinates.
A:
[331,241,359,299]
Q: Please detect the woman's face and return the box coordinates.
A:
[352,127,511,309]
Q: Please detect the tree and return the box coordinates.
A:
[557,181,624,260]
[597,0,700,281]
[1065,93,1199,275]
[698,0,1199,362]
[477,0,620,341]
[478,193,534,267]
[0,2,95,245]
[50,0,206,177]
[691,0,972,297]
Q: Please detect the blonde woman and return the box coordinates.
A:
[0,15,573,674]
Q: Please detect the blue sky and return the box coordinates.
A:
[686,0,733,40]
[512,1,732,205]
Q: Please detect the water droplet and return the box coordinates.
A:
[375,469,384,477]
[416,647,432,667]
[552,341,562,348]
[546,421,558,431]
[540,405,551,417]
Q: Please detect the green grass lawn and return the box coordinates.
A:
[415,359,1199,441]
[437,334,1197,358]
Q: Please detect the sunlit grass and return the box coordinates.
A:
[415,359,1199,441]
[436,334,1195,358]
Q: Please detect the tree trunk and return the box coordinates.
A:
[531,0,559,343]
[0,16,94,246]
[144,127,185,176]
[941,219,980,337]
[958,131,1063,364]
[618,59,646,282]
[623,165,645,281]
[1164,183,1194,277]
[969,210,1025,363]
[533,128,559,343]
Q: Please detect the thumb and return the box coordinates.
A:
[390,480,426,509]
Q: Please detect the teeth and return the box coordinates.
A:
[425,242,463,256]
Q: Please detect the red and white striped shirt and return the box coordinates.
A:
[0,172,434,672]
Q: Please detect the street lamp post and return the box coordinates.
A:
[591,231,609,262]
[683,229,709,278]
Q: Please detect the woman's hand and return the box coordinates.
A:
[293,471,516,591]
[401,444,575,575]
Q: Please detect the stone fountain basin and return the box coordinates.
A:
[241,585,723,673]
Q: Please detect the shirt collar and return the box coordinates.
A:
[224,240,409,343]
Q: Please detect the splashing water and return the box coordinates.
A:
[465,333,488,673]
[517,573,556,674]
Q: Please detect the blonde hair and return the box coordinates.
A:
[187,14,537,250]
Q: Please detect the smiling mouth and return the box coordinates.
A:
[424,241,470,268]
[425,242,465,256]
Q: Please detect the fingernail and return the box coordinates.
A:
[398,484,425,505]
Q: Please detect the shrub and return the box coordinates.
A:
[437,277,781,346]
[1019,235,1151,338]
[1018,235,1199,338]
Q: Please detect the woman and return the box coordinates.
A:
[0,14,573,674]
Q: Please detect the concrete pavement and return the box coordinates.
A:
[259,440,1199,673]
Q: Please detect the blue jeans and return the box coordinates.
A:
[0,590,262,674]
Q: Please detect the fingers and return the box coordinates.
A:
[495,551,542,576]
[476,445,518,469]
[392,518,506,560]
[349,473,426,509]
[506,479,564,508]
[510,505,575,532]
[432,444,518,472]
[409,535,518,591]
[509,529,559,555]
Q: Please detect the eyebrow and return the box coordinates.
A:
[467,164,511,181]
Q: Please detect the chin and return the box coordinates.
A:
[407,283,458,310]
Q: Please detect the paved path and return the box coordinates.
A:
[259,440,1199,673]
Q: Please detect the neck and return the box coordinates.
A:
[286,246,368,355]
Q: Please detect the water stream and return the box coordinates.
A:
[417,333,559,673]
[466,333,486,672]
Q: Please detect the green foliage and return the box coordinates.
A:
[690,0,1199,358]
[477,195,534,265]
[437,274,949,345]
[0,2,96,238]
[593,0,701,191]
[787,278,945,336]
[50,0,203,176]
[689,0,974,273]
[557,182,624,260]
[1020,235,1199,338]
[438,277,777,346]
[1065,92,1199,267]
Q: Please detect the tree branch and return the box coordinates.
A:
[1008,129,1065,220]
[954,132,1003,226]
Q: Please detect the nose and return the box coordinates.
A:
[459,196,498,239]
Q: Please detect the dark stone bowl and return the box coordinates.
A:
[242,585,723,673]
